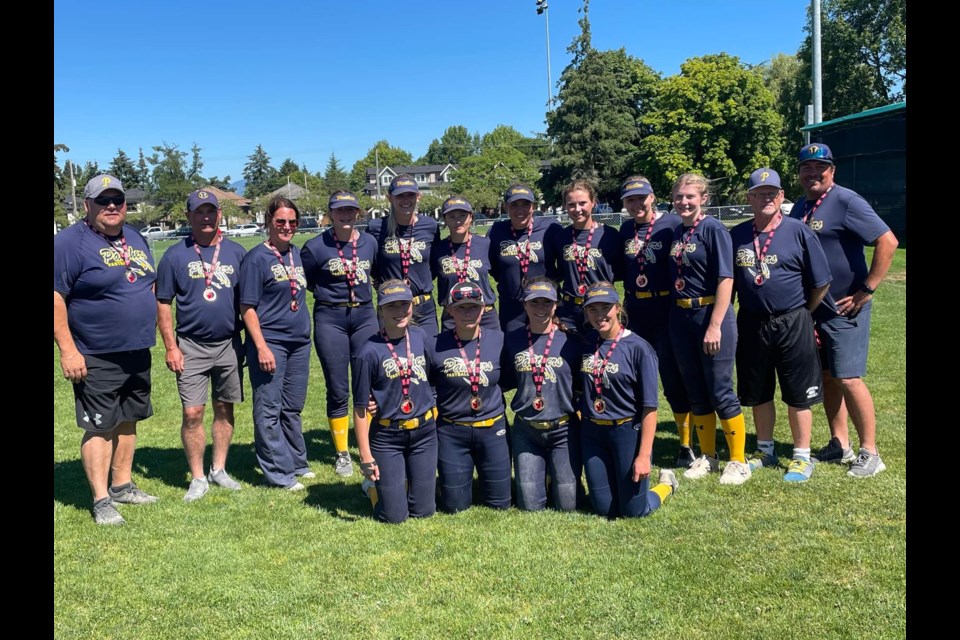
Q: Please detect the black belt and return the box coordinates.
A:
[317,300,363,308]
[519,415,571,430]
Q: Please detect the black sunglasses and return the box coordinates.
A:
[92,195,125,207]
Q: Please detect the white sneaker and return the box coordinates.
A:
[658,469,679,496]
[683,455,719,480]
[183,477,209,502]
[719,460,752,486]
[285,482,306,491]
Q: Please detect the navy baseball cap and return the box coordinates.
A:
[797,143,835,165]
[504,184,536,204]
[522,280,558,302]
[447,281,485,308]
[441,196,473,216]
[620,177,653,199]
[582,283,620,307]
[329,191,361,209]
[83,174,125,199]
[747,168,782,191]
[377,281,413,306]
[389,175,420,196]
[187,189,220,211]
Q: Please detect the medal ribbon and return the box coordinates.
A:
[633,218,656,286]
[751,213,782,284]
[454,328,483,400]
[332,228,359,301]
[265,241,300,307]
[84,219,131,273]
[673,214,704,284]
[512,221,533,283]
[592,326,624,403]
[527,326,556,401]
[192,232,222,290]
[572,222,597,293]
[448,233,472,283]
[382,329,412,406]
[801,185,833,225]
[398,220,416,284]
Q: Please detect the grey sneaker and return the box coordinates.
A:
[748,451,781,471]
[298,470,317,479]
[109,482,159,504]
[847,449,887,478]
[361,478,375,497]
[719,460,752,486]
[675,446,697,468]
[92,498,125,525]
[812,437,856,464]
[683,454,719,480]
[783,458,815,483]
[183,477,209,502]
[285,481,306,491]
[208,468,242,490]
[334,452,354,477]
[658,469,679,496]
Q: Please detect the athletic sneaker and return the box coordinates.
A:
[719,460,752,486]
[683,455,719,480]
[298,470,317,479]
[847,449,887,478]
[334,452,354,477]
[748,451,781,471]
[783,458,815,483]
[183,477,209,502]
[108,482,159,504]
[658,469,679,496]
[208,468,242,490]
[675,446,697,468]
[92,497,125,525]
[285,481,306,491]
[361,478,375,497]
[812,437,856,464]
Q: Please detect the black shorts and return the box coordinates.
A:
[73,349,153,433]
[736,307,823,409]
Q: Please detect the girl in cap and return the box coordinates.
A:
[577,282,678,518]
[488,183,561,333]
[238,196,312,490]
[301,190,379,478]
[353,280,438,523]
[367,174,442,338]
[425,280,510,513]
[431,195,499,332]
[500,277,582,512]
[668,173,751,486]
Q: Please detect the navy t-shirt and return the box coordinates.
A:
[368,216,441,296]
[619,214,683,296]
[238,242,310,344]
[301,229,377,305]
[668,215,733,300]
[501,326,577,421]
[426,329,505,422]
[546,223,622,297]
[488,217,559,305]
[576,330,659,421]
[730,216,833,315]
[156,236,246,341]
[53,221,157,354]
[352,326,435,421]
[789,184,891,301]
[431,234,496,306]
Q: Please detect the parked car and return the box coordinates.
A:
[297,216,320,234]
[172,225,192,237]
[140,226,169,240]
[781,199,794,216]
[227,223,262,237]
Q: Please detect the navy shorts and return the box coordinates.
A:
[817,302,872,379]
[73,349,153,433]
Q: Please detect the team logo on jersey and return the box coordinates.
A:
[669,240,696,266]
[187,261,235,289]
[808,220,824,232]
[439,256,482,281]
[735,248,776,281]
[329,258,372,283]
[513,352,564,382]
[270,263,306,286]
[442,357,493,386]
[626,238,661,261]
[99,246,155,277]
[382,237,426,262]
[499,239,542,262]
[805,386,820,399]
[579,354,619,387]
[562,244,602,267]
[382,354,428,383]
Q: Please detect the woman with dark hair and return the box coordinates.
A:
[239,196,312,490]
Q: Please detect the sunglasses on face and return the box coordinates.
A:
[273,218,299,228]
[450,287,482,302]
[92,195,125,207]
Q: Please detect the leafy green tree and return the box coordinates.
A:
[108,149,139,189]
[242,144,277,198]
[449,146,541,210]
[204,176,233,190]
[76,161,102,189]
[54,144,71,227]
[480,125,550,162]
[762,53,806,192]
[324,153,350,193]
[348,140,414,193]
[147,143,192,223]
[419,125,478,165]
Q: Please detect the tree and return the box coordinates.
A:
[480,125,549,162]
[204,175,233,190]
[448,146,542,210]
[136,147,150,189]
[188,143,204,187]
[418,125,478,165]
[242,144,277,198]
[762,54,807,192]
[348,140,414,193]
[54,144,71,227]
[108,149,139,189]
[147,143,192,223]
[323,153,350,193]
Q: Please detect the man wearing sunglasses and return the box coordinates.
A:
[54,175,159,525]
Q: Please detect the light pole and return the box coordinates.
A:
[536,0,553,110]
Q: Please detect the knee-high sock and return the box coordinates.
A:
[330,416,350,453]
[674,412,692,448]
[692,413,717,457]
[651,483,672,504]
[720,413,747,463]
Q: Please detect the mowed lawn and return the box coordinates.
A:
[54,235,906,640]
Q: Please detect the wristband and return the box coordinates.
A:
[859,283,875,295]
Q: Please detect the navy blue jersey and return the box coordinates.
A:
[53,222,157,354]
[576,330,659,421]
[301,229,377,304]
[488,217,559,304]
[238,242,310,344]
[546,223,622,297]
[352,326,435,420]
[426,329,505,422]
[668,215,733,300]
[730,216,833,314]
[367,216,441,296]
[501,326,577,421]
[789,184,891,301]
[431,234,496,306]
[156,237,246,341]
[619,214,682,295]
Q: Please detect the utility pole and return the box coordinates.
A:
[536,1,553,110]
[375,147,382,212]
[812,0,823,123]
[68,160,78,224]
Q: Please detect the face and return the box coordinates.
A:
[798,161,835,197]
[388,191,421,219]
[332,206,360,230]
[443,209,472,236]
[524,297,556,325]
[565,189,595,227]
[269,206,299,244]
[188,203,221,235]
[380,300,413,330]
[448,302,483,329]
[585,302,620,334]
[83,189,127,234]
[623,193,654,222]
[507,199,535,229]
[746,187,784,217]
[672,184,708,222]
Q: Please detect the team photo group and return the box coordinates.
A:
[53,141,898,526]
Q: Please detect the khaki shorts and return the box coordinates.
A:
[176,334,244,407]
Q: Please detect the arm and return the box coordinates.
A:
[240,304,276,374]
[807,283,830,314]
[53,291,86,383]
[631,406,658,481]
[156,299,183,374]
[837,230,899,316]
[703,277,733,356]
[354,406,379,481]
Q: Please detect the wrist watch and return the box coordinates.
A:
[859,283,876,295]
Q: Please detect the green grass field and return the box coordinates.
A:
[54,241,906,639]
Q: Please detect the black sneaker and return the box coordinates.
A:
[109,482,159,504]
[675,445,697,468]
[92,498,125,525]
[812,437,856,464]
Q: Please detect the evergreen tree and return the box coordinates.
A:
[242,144,277,198]
[108,149,139,189]
[324,153,350,193]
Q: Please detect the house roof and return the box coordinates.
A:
[365,163,457,178]
[197,185,251,207]
[266,183,308,200]
[801,101,906,132]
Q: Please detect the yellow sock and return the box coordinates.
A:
[692,413,717,457]
[651,483,672,504]
[674,412,692,448]
[720,413,747,463]
[367,484,379,509]
[330,416,350,453]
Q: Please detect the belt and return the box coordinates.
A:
[412,293,432,305]
[522,416,570,430]
[318,300,362,308]
[377,409,434,430]
[634,290,671,299]
[449,414,504,428]
[590,416,634,426]
[746,306,806,323]
[561,293,584,305]
[675,296,716,309]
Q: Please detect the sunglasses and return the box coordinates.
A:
[273,218,299,228]
[92,195,125,207]
[450,287,483,302]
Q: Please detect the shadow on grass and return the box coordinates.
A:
[306,481,369,521]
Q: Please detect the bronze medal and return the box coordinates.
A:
[470,395,482,411]
[125,269,137,283]
[674,278,685,292]
[635,274,648,289]
[203,287,217,302]
[594,397,606,413]
[577,284,586,296]
[399,398,414,414]
[532,396,545,412]
[290,300,300,312]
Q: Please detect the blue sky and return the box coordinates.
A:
[54,0,810,182]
